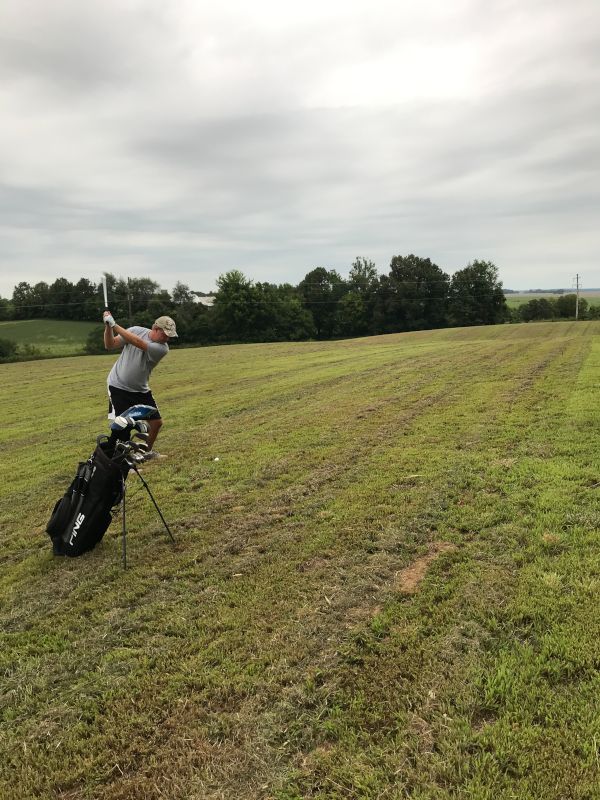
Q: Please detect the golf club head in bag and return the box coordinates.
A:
[107,404,160,455]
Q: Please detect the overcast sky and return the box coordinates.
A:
[1,0,599,299]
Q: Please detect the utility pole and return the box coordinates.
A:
[575,273,580,320]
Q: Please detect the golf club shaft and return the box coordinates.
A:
[102,276,109,311]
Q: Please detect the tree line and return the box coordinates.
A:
[516,294,600,321]
[0,256,591,350]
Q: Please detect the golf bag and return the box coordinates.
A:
[46,404,159,558]
[46,441,129,557]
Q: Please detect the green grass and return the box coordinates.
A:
[1,321,599,799]
[0,319,97,356]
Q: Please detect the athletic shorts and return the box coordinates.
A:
[108,385,161,420]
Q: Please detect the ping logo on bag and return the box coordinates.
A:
[69,513,86,545]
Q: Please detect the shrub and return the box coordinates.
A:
[0,338,17,361]
[85,326,106,354]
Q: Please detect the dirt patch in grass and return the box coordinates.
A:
[395,541,457,594]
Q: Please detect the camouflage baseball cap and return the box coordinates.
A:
[154,316,178,337]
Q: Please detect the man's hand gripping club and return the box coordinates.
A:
[103,311,149,352]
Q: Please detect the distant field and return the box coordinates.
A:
[0,319,97,356]
[505,291,600,309]
[1,321,599,799]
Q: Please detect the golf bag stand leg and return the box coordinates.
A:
[121,473,128,569]
[131,464,176,544]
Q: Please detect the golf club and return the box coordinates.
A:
[102,276,109,311]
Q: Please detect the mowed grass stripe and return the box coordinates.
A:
[275,327,600,799]
[0,322,598,799]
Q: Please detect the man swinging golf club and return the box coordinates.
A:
[103,309,177,460]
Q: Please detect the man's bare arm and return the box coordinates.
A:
[103,311,148,351]
[104,322,123,350]
[111,324,148,351]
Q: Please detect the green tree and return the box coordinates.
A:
[555,293,587,318]
[101,273,128,320]
[519,298,557,322]
[181,304,213,344]
[75,278,99,321]
[48,278,75,319]
[348,257,378,294]
[12,282,35,319]
[252,282,314,342]
[128,277,161,315]
[339,257,378,336]
[144,291,174,325]
[298,267,346,339]
[99,274,156,321]
[448,260,507,326]
[375,254,449,333]
[100,274,166,325]
[212,270,256,342]
[29,282,51,318]
[172,281,196,305]
[211,273,314,344]
[274,289,315,341]
[587,304,600,320]
[338,291,368,337]
[168,282,207,343]
[0,297,12,321]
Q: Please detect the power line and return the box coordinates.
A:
[5,289,520,312]
[7,298,156,310]
[4,281,584,313]
[6,300,98,309]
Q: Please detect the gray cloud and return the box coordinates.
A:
[1,0,599,299]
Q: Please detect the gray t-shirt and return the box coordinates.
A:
[107,326,168,393]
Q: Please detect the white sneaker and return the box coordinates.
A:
[142,450,165,462]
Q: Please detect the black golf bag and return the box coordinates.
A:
[46,404,174,565]
[46,440,129,557]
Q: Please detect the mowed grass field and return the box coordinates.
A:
[1,322,599,800]
[0,319,97,356]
